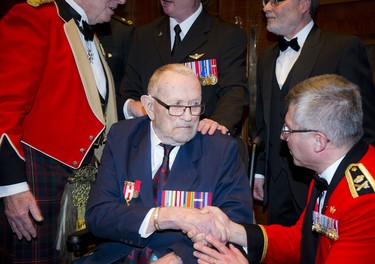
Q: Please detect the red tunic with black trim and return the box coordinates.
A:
[261,145,375,264]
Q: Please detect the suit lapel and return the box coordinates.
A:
[64,20,105,124]
[95,37,118,128]
[153,18,172,65]
[289,26,323,87]
[129,123,154,206]
[164,136,202,191]
[172,10,210,62]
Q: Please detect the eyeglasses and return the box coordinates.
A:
[262,0,286,7]
[152,96,205,116]
[281,123,318,139]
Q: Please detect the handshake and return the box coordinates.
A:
[149,206,249,264]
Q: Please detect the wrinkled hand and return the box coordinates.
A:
[128,100,147,118]
[3,191,43,240]
[193,235,249,264]
[186,206,231,244]
[198,118,228,135]
[253,178,264,201]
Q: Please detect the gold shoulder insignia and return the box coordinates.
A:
[189,53,204,60]
[346,163,375,198]
[27,0,54,7]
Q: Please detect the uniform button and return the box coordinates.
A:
[73,161,78,166]
[80,148,85,153]
[89,135,94,140]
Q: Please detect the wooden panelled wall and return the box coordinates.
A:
[116,0,375,138]
[117,0,375,69]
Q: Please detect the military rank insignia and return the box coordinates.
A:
[123,180,142,206]
[346,163,375,198]
[312,210,339,241]
[27,0,54,7]
[156,190,212,209]
[183,59,218,86]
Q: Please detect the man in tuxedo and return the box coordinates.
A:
[84,64,253,263]
[0,0,125,262]
[253,0,375,226]
[193,74,375,264]
[119,0,249,138]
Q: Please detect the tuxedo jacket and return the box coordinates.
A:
[120,9,249,135]
[85,116,253,263]
[0,1,117,186]
[246,141,375,264]
[255,25,375,212]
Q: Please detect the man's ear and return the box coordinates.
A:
[313,132,329,153]
[300,0,311,15]
[140,95,155,120]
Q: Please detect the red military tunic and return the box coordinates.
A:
[0,2,116,170]
[257,144,375,263]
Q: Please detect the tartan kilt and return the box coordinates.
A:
[0,145,72,264]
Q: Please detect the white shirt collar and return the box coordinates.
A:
[65,0,88,24]
[169,3,203,41]
[286,20,314,49]
[320,155,346,185]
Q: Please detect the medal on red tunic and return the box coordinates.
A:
[312,210,339,241]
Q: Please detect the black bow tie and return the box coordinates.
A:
[278,37,300,52]
[312,174,328,192]
[79,20,94,41]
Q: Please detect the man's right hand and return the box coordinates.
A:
[3,190,43,240]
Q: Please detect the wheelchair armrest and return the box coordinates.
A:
[66,228,102,254]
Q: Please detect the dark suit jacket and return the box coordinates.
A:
[119,9,249,135]
[96,16,134,95]
[255,25,375,223]
[95,16,134,117]
[85,116,253,263]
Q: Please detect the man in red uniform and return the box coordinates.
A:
[191,74,375,264]
[0,0,125,262]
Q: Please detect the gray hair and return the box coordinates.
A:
[147,64,197,95]
[285,74,363,147]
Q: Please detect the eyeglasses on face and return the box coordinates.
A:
[281,123,319,139]
[262,0,286,7]
[151,96,205,117]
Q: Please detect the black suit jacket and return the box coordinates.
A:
[95,16,134,116]
[120,9,249,135]
[256,25,375,219]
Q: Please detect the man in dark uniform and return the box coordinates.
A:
[95,15,134,117]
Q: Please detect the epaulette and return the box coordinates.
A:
[27,0,54,7]
[112,15,133,26]
[346,163,375,198]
